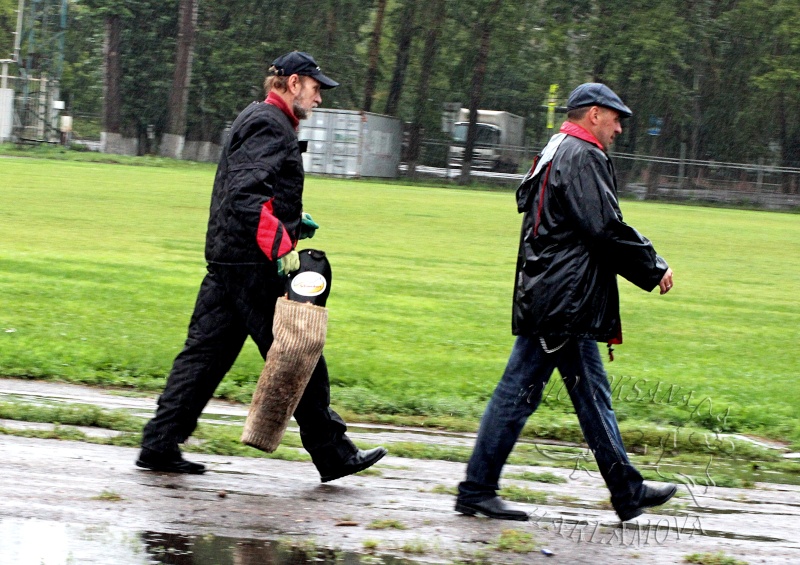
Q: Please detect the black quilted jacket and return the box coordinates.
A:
[205,101,303,265]
[512,133,668,342]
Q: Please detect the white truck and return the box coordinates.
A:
[448,109,525,172]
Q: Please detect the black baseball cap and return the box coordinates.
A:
[269,51,339,89]
[567,83,632,118]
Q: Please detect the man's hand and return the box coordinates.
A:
[299,212,319,240]
[277,250,300,277]
[658,268,674,295]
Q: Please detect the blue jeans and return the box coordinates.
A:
[458,335,643,509]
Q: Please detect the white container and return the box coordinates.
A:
[0,88,13,142]
[299,108,402,178]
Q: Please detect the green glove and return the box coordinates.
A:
[277,250,300,277]
[299,212,320,240]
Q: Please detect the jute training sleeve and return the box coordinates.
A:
[241,296,328,452]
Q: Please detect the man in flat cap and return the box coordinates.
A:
[138,51,386,481]
[454,83,676,522]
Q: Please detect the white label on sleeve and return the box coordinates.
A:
[290,271,327,297]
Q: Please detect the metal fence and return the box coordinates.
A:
[613,152,800,210]
[405,139,800,210]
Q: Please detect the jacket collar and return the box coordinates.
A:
[265,91,299,129]
[560,121,604,151]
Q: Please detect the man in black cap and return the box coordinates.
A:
[137,51,387,481]
[454,83,676,522]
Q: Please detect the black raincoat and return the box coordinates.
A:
[512,132,668,342]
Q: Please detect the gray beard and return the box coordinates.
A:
[293,102,311,121]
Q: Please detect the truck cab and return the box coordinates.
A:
[447,110,524,173]
[449,123,502,170]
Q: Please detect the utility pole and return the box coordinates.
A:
[11,0,68,143]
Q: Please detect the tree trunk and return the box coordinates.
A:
[459,0,502,185]
[363,0,388,113]
[325,1,337,50]
[645,133,661,200]
[161,0,198,159]
[777,93,800,194]
[406,0,445,178]
[102,14,122,135]
[645,113,672,200]
[384,0,417,116]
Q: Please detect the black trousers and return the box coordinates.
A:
[141,263,356,467]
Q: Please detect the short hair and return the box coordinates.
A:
[566,106,591,120]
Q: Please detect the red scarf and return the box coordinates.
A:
[560,121,603,151]
[265,91,299,129]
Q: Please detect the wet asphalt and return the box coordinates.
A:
[1,377,798,564]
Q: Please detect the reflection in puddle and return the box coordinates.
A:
[141,531,416,564]
[0,518,417,565]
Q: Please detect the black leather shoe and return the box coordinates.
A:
[455,496,529,521]
[136,448,206,474]
[319,447,387,483]
[615,482,678,521]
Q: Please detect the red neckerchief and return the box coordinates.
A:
[265,91,299,129]
[560,121,604,151]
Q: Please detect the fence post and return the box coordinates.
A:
[756,157,764,192]
[678,142,686,189]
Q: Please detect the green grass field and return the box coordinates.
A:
[1,152,798,449]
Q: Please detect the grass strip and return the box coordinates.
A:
[0,398,794,486]
[2,154,798,449]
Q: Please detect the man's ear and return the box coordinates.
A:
[287,74,301,94]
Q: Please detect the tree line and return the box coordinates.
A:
[5,0,800,172]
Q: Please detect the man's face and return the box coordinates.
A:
[292,76,322,120]
[593,107,623,149]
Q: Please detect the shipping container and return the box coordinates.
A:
[298,108,402,178]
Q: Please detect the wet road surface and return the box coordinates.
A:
[1,378,799,564]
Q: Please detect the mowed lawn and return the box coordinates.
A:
[0,157,798,445]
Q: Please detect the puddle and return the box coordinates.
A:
[0,518,419,565]
[685,504,798,516]
[719,498,800,509]
[697,529,788,543]
[684,506,746,515]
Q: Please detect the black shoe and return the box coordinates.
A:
[455,496,529,521]
[136,447,206,474]
[615,482,678,522]
[319,447,387,483]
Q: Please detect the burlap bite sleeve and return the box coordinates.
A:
[241,296,328,452]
